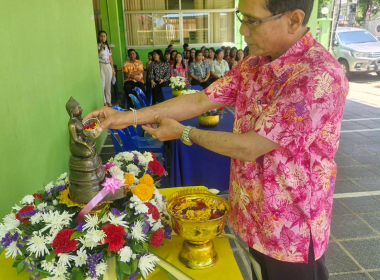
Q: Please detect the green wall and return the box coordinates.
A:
[0,0,106,217]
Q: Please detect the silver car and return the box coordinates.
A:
[333,27,380,79]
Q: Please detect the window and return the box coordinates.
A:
[123,0,236,47]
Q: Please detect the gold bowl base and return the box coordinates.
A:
[179,240,218,269]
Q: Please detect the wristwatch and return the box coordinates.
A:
[181,126,194,146]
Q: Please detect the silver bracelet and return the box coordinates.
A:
[130,108,137,129]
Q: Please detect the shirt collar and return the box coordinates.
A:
[269,30,315,77]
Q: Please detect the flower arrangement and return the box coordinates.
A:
[169,76,189,91]
[201,107,225,119]
[170,197,227,221]
[181,89,199,95]
[0,151,172,280]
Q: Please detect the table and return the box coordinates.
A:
[0,187,244,280]
[161,85,204,101]
[169,109,234,192]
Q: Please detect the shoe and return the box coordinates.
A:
[107,103,112,107]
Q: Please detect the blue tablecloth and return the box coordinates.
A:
[169,109,234,192]
[161,85,204,101]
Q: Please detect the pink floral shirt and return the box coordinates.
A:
[204,32,349,263]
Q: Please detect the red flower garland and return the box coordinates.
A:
[52,229,78,254]
[148,160,164,177]
[145,202,160,220]
[16,206,35,224]
[102,224,126,252]
[149,228,164,247]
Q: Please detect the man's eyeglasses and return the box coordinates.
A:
[235,10,290,27]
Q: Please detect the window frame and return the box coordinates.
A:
[122,4,237,48]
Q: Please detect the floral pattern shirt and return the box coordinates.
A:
[204,32,349,263]
[189,61,210,79]
[122,60,144,83]
[148,61,171,83]
[171,64,187,78]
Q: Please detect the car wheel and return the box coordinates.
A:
[339,60,352,80]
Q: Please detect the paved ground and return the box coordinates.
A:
[101,72,380,280]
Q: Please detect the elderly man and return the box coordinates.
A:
[85,0,348,279]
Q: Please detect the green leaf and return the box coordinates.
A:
[98,206,107,220]
[142,242,149,252]
[131,258,138,274]
[34,197,42,206]
[116,261,125,280]
[132,244,142,253]
[12,260,21,268]
[45,251,56,262]
[118,261,131,275]
[70,231,85,240]
[76,272,84,280]
[0,246,5,255]
[16,261,25,274]
[70,271,78,280]
[99,275,104,280]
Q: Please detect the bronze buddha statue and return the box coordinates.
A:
[66,97,126,203]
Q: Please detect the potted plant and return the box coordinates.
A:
[169,77,189,97]
[198,108,224,127]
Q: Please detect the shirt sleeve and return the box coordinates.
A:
[148,63,154,81]
[203,61,242,107]
[224,60,230,71]
[205,61,210,72]
[253,71,348,154]
[189,63,195,75]
[163,63,171,82]
[122,62,127,73]
[137,61,144,72]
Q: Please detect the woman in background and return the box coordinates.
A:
[206,48,216,65]
[97,30,115,107]
[189,50,211,89]
[171,53,188,79]
[149,49,171,104]
[169,50,177,66]
[145,51,153,93]
[231,49,244,69]
[210,49,229,81]
[227,47,237,68]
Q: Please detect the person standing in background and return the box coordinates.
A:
[149,49,171,104]
[164,50,171,62]
[171,53,188,79]
[122,49,145,108]
[97,30,115,107]
[182,43,190,58]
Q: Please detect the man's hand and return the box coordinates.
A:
[83,106,128,133]
[142,115,184,141]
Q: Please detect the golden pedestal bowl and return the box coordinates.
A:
[198,115,220,127]
[172,90,184,97]
[167,189,230,269]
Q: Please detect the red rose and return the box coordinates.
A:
[148,160,165,177]
[145,202,160,220]
[150,152,156,160]
[52,229,78,254]
[102,224,126,252]
[33,193,43,202]
[149,228,164,247]
[16,206,35,224]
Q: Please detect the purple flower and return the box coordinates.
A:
[163,220,172,240]
[128,269,140,280]
[111,208,121,217]
[87,253,103,278]
[21,235,30,243]
[0,232,19,248]
[45,185,66,199]
[19,209,39,218]
[133,155,139,163]
[76,220,86,232]
[146,168,154,176]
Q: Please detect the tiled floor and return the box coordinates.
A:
[101,98,380,279]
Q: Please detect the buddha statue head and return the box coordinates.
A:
[66,96,83,120]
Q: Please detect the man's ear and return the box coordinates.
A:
[286,9,305,34]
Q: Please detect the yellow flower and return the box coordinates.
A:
[124,173,135,190]
[132,183,154,201]
[139,174,154,188]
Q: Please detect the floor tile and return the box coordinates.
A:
[340,196,380,213]
[332,200,353,215]
[341,238,380,269]
[331,215,377,240]
[338,145,373,156]
[334,180,366,193]
[334,156,361,167]
[329,273,371,280]
[361,145,380,154]
[360,213,380,233]
[325,243,361,273]
[350,155,380,165]
[353,177,380,191]
[337,166,379,179]
[369,271,380,280]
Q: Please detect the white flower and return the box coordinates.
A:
[151,220,162,232]
[0,223,7,239]
[143,152,153,162]
[131,220,147,242]
[12,204,21,211]
[147,214,155,226]
[109,166,124,182]
[30,212,43,225]
[45,181,55,192]
[153,189,167,215]
[5,241,22,259]
[74,247,87,267]
[41,259,56,273]
[126,164,140,176]
[37,202,48,211]
[58,172,68,181]
[52,262,67,276]
[26,232,49,258]
[45,231,59,245]
[119,246,133,262]
[53,200,58,206]
[96,261,107,276]
[82,214,100,231]
[120,151,134,161]
[3,213,20,232]
[79,229,105,249]
[137,154,149,166]
[58,253,76,267]
[134,204,148,215]
[41,210,74,234]
[20,195,35,205]
[100,212,109,224]
[130,195,143,205]
[138,254,160,278]
[108,213,128,228]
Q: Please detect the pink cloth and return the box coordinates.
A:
[171,64,187,78]
[204,32,349,263]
